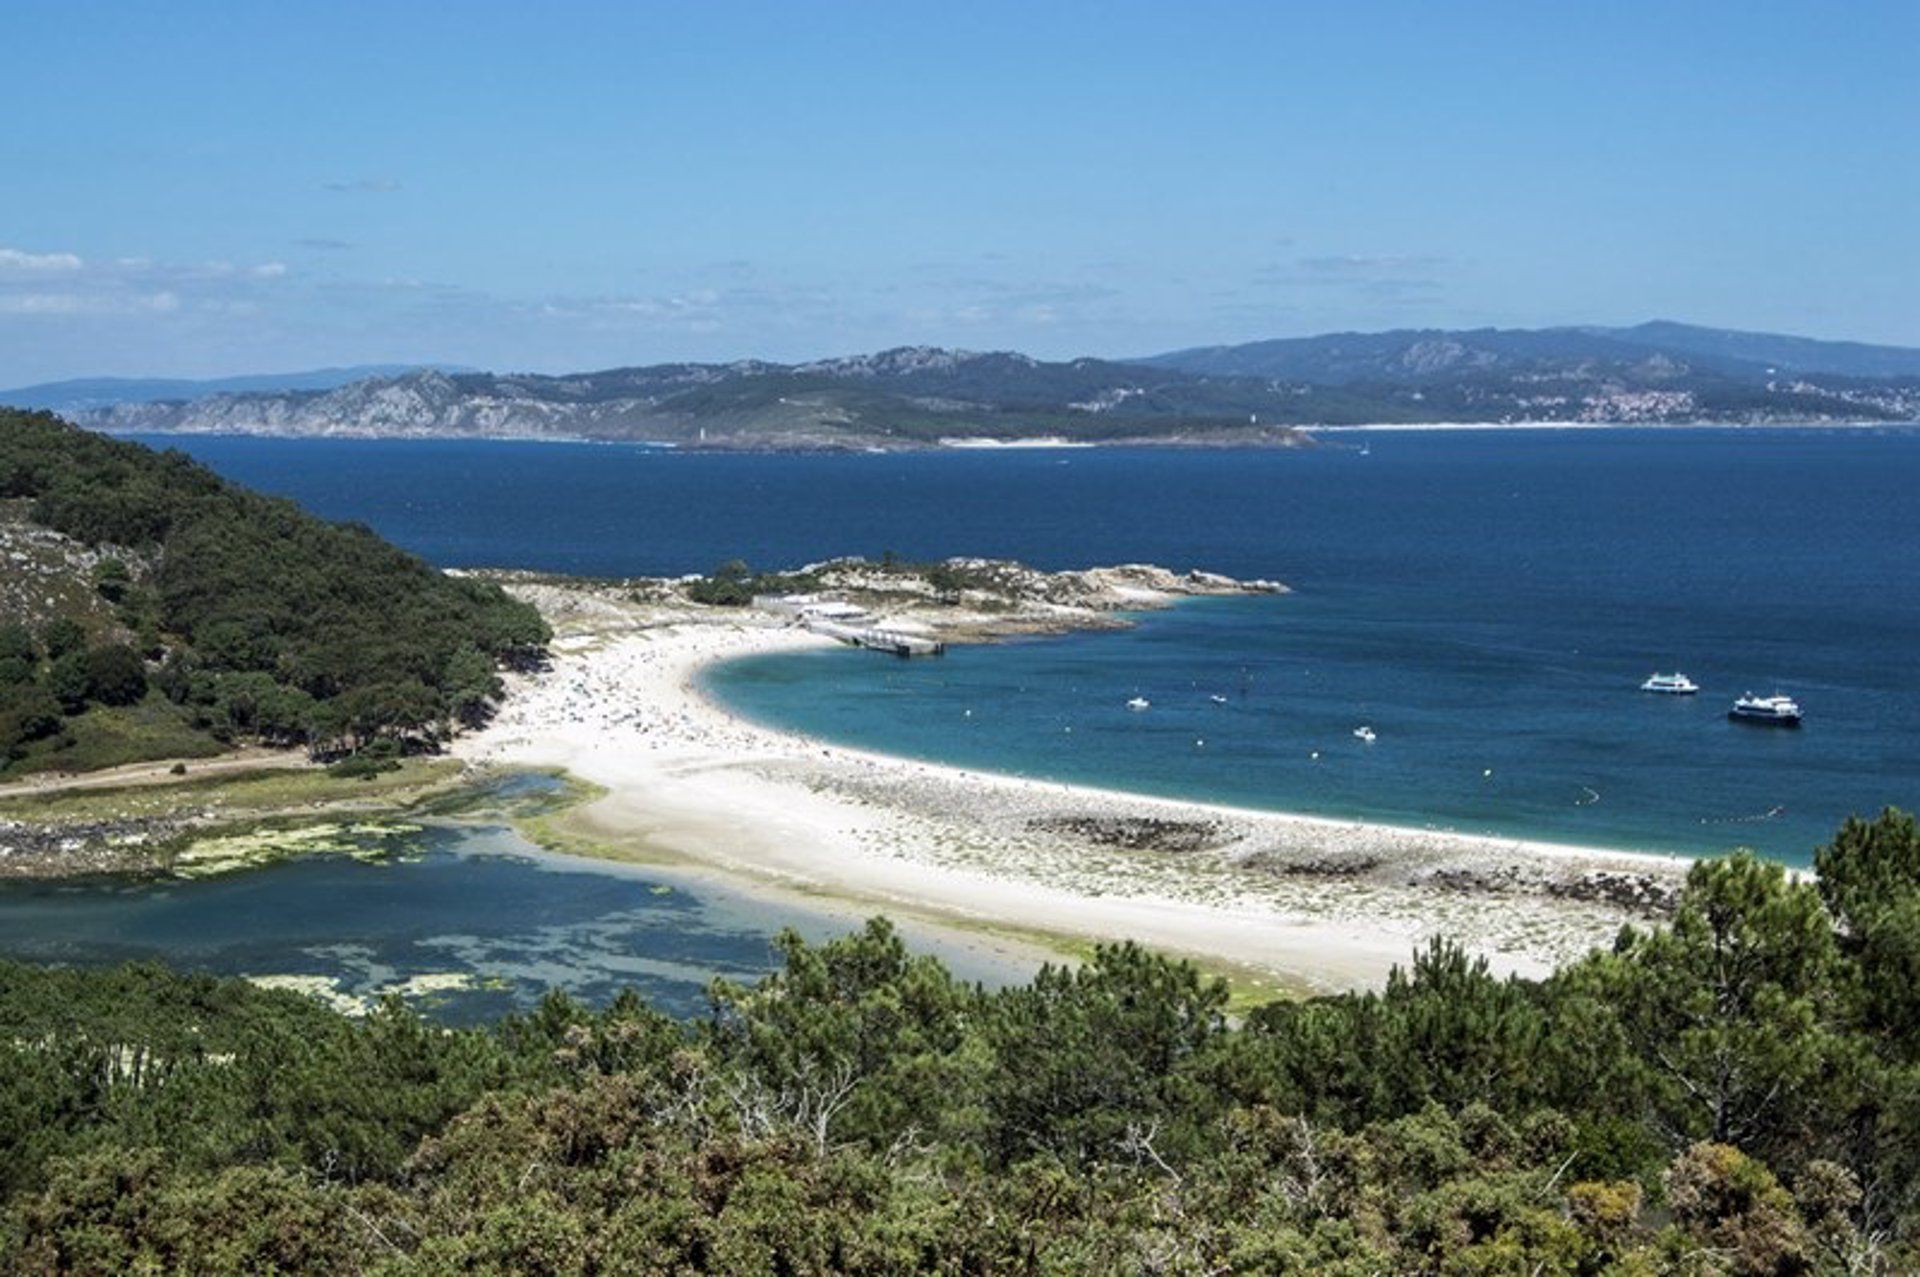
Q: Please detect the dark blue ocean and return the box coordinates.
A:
[136,428,1920,865]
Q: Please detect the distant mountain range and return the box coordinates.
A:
[8,323,1915,449]
[1139,321,1920,383]
[36,350,1314,449]
[0,366,466,414]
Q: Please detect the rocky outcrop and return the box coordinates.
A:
[792,558,1285,613]
[468,557,1290,647]
[0,501,137,636]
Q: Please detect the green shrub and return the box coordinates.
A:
[327,754,402,779]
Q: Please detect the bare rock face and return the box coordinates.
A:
[0,501,136,636]
[787,558,1287,614]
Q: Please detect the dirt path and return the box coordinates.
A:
[0,749,314,801]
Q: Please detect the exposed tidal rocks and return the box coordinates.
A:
[0,816,178,876]
[1239,847,1677,920]
[1250,850,1385,878]
[1549,869,1681,916]
[1027,815,1235,855]
[0,759,471,881]
[1410,863,1678,918]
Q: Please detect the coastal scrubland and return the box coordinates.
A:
[6,409,1916,1272]
[2,810,1917,1273]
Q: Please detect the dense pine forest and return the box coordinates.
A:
[2,810,1916,1274]
[0,410,547,773]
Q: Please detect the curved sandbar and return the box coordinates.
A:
[458,574,1691,993]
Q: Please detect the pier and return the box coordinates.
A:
[806,620,946,658]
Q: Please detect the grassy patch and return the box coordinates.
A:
[2,695,223,779]
[0,757,464,826]
[413,767,605,822]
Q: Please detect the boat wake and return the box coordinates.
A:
[1698,805,1787,825]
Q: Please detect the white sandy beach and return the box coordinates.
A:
[456,584,1693,994]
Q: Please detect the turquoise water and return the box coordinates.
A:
[705,595,1891,863]
[139,427,1920,866]
[0,821,1032,1024]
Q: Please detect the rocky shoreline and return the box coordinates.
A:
[0,815,182,877]
[0,758,467,880]
[468,556,1286,645]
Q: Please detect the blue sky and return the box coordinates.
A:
[2,1,1914,383]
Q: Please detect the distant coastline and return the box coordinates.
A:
[93,418,1918,454]
[34,322,1915,449]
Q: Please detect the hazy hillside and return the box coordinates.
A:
[1140,321,1920,383]
[18,324,1918,449]
[58,350,1315,449]
[1594,322,1920,380]
[0,366,456,415]
[1126,322,1920,430]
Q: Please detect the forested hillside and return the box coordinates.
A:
[0,409,547,773]
[3,811,1917,1273]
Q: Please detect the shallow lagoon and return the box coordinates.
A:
[0,819,1035,1024]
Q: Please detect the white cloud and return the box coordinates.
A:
[0,290,177,315]
[0,242,288,325]
[0,248,84,272]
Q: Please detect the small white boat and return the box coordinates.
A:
[1126,696,1150,711]
[1729,692,1802,727]
[1640,672,1699,695]
[1208,694,1228,705]
[1353,725,1376,743]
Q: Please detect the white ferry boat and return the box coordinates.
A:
[1728,693,1802,727]
[1640,672,1699,695]
[1126,696,1150,711]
